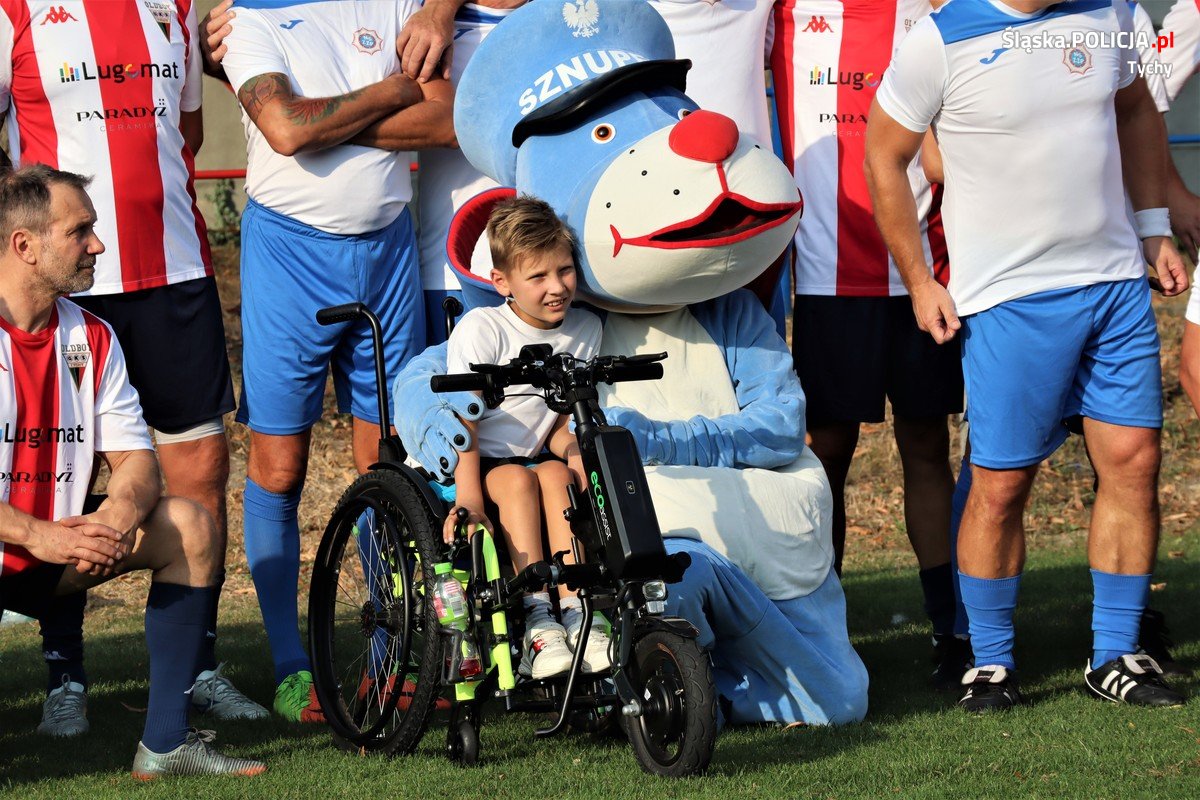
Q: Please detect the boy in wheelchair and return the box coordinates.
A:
[443,196,611,680]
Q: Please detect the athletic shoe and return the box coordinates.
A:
[1138,608,1191,678]
[190,663,269,721]
[273,670,325,723]
[1084,654,1186,707]
[518,620,573,680]
[131,729,266,780]
[932,634,974,691]
[565,615,613,673]
[355,672,450,712]
[958,666,1021,713]
[37,675,88,737]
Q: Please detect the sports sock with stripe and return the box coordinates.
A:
[1090,569,1151,667]
[958,572,1021,670]
[40,590,88,694]
[242,478,310,684]
[142,583,214,753]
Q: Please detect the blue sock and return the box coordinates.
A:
[243,478,310,684]
[959,572,1021,670]
[949,456,972,637]
[40,590,87,693]
[919,563,957,637]
[142,583,214,753]
[1091,569,1151,667]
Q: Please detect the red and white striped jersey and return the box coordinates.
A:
[771,0,947,297]
[0,1,211,296]
[0,299,152,577]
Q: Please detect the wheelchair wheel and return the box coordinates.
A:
[309,468,444,755]
[624,631,717,777]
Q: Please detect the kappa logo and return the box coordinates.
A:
[562,0,599,38]
[40,5,77,25]
[352,27,383,55]
[802,15,833,34]
[1063,45,1092,75]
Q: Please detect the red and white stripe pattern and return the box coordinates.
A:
[0,1,211,296]
[770,0,946,297]
[0,300,151,576]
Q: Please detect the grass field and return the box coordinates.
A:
[1,246,1199,798]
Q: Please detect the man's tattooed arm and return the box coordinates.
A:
[236,72,419,156]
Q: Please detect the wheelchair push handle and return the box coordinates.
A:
[316,302,368,326]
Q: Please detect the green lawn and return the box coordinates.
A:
[3,528,1198,799]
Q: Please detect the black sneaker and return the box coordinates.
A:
[958,666,1021,713]
[1138,608,1191,678]
[1084,654,1185,707]
[932,635,974,691]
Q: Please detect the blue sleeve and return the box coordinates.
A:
[392,341,483,479]
[604,291,806,469]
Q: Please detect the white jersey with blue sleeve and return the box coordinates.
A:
[875,0,1145,316]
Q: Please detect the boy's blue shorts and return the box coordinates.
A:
[237,200,426,435]
[961,278,1161,470]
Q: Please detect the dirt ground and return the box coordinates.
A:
[84,244,1200,607]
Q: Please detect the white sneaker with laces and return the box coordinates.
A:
[565,615,613,673]
[37,675,88,737]
[190,663,269,720]
[519,620,573,679]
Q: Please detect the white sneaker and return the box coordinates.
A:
[190,663,269,721]
[519,620,573,679]
[37,675,88,737]
[565,615,613,673]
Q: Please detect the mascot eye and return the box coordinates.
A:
[677,109,692,120]
[591,123,615,143]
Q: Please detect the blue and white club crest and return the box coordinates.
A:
[562,0,599,38]
[353,27,382,55]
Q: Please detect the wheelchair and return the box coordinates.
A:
[305,302,717,777]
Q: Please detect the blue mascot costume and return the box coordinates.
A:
[396,0,868,726]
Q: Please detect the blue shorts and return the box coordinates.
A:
[961,278,1161,470]
[237,200,426,435]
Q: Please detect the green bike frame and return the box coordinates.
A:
[455,524,516,702]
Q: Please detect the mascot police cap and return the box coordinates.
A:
[455,0,686,187]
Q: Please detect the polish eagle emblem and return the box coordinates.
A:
[562,0,600,38]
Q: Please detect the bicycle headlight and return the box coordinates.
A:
[643,580,668,602]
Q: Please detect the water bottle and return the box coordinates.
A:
[432,562,482,679]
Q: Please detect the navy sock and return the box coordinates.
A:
[1091,569,1151,667]
[142,583,214,753]
[40,590,87,693]
[196,568,224,675]
[959,572,1021,670]
[243,478,310,683]
[919,563,957,637]
[949,455,972,637]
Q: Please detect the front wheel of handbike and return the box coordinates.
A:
[624,630,717,777]
[309,469,444,755]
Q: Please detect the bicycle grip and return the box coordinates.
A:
[316,302,366,326]
[605,363,664,383]
[430,372,488,393]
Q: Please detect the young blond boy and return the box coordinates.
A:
[445,196,610,679]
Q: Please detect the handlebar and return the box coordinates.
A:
[430,372,489,393]
[316,302,367,326]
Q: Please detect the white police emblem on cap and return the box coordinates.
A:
[562,0,599,38]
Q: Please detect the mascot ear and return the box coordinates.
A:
[447,187,516,311]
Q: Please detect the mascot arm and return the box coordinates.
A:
[606,291,806,470]
[391,341,483,479]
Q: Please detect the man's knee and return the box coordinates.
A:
[967,466,1036,521]
[1093,430,1160,487]
[894,415,951,466]
[151,497,221,585]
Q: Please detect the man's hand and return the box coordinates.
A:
[22,519,127,576]
[442,504,492,545]
[202,0,234,76]
[1167,184,1200,263]
[1145,236,1190,297]
[397,1,459,82]
[909,280,961,344]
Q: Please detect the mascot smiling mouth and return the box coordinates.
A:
[611,177,802,256]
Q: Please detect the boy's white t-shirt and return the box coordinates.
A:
[447,303,603,458]
[1188,269,1200,326]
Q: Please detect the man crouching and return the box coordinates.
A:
[0,165,264,779]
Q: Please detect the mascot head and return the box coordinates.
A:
[450,0,801,313]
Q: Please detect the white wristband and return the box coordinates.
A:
[1134,207,1171,240]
